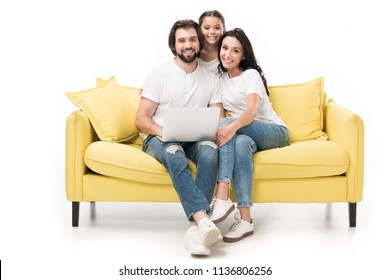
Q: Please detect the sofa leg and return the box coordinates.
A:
[90,201,96,220]
[72,202,80,227]
[348,202,357,227]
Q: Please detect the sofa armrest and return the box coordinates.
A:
[324,99,364,201]
[65,110,95,201]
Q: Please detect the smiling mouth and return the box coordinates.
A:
[223,58,233,64]
[183,49,195,55]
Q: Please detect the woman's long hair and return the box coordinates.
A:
[218,28,270,96]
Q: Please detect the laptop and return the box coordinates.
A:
[158,107,220,142]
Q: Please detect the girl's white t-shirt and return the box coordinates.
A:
[197,57,219,76]
[221,69,286,127]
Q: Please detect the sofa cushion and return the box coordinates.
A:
[96,78,143,145]
[269,77,328,142]
[85,140,348,183]
[96,77,141,108]
[84,141,196,184]
[253,140,349,179]
[65,77,137,142]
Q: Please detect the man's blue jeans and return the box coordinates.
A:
[143,136,218,220]
[218,117,290,208]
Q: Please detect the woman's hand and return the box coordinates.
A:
[216,123,238,146]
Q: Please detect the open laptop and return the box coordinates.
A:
[158,107,220,142]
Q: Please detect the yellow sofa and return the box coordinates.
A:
[65,76,364,227]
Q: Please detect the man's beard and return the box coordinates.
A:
[177,49,199,63]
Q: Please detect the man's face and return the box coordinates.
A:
[175,27,200,63]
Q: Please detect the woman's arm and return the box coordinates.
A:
[217,93,259,146]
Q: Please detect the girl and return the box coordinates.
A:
[198,10,226,75]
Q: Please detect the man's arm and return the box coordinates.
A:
[135,97,163,137]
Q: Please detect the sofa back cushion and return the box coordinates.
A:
[269,77,327,142]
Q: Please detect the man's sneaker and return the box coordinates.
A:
[197,218,222,247]
[184,225,210,256]
[223,219,254,242]
[209,198,235,224]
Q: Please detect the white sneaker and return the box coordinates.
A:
[197,218,222,247]
[223,219,254,242]
[209,198,235,224]
[184,225,210,256]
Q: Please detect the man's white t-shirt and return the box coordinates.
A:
[141,59,221,126]
[221,69,286,127]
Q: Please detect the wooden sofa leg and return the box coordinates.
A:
[72,202,80,227]
[349,202,357,227]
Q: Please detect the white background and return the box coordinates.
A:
[0,0,389,279]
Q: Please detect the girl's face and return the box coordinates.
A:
[200,16,224,46]
[220,36,244,74]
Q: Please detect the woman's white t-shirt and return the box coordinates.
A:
[221,69,286,127]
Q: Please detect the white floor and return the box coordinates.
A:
[2,183,387,280]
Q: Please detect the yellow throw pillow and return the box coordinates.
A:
[96,78,140,109]
[65,76,137,142]
[269,77,328,142]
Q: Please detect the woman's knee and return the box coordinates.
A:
[218,117,235,128]
[235,135,257,155]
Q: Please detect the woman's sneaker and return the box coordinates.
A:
[223,219,254,242]
[184,225,210,256]
[209,198,235,224]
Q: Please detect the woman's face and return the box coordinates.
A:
[200,16,224,46]
[220,36,244,74]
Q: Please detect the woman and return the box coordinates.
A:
[210,28,290,242]
[198,10,226,74]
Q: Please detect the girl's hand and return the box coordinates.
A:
[216,124,237,146]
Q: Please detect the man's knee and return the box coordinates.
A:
[199,140,218,149]
[199,141,218,162]
[166,144,184,154]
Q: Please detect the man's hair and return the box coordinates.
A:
[168,19,204,56]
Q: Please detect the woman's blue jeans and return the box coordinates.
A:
[143,136,218,221]
[218,117,290,208]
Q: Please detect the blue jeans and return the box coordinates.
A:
[218,117,290,208]
[143,136,218,221]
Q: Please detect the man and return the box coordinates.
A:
[135,19,224,256]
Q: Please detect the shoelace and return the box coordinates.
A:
[210,196,217,211]
[234,209,241,220]
[229,219,242,231]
